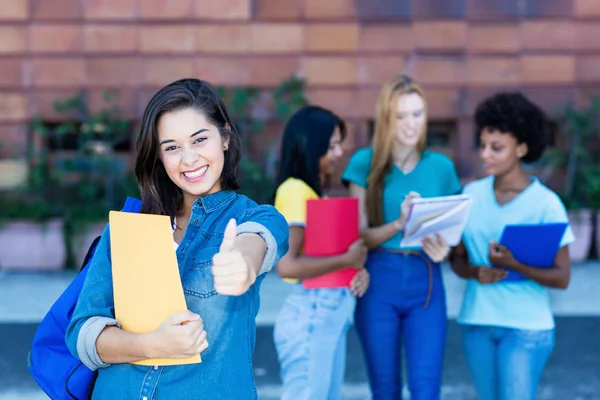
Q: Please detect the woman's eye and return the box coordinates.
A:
[165,145,177,152]
[193,137,206,145]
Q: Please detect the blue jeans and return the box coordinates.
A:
[461,325,555,400]
[355,250,447,400]
[274,285,356,400]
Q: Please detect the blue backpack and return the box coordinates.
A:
[28,197,142,400]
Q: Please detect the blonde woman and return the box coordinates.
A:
[342,75,461,400]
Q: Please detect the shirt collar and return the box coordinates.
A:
[194,190,237,213]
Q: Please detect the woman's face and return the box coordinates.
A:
[479,127,528,176]
[157,107,228,201]
[319,127,343,176]
[395,92,426,148]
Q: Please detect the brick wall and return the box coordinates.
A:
[1,0,600,180]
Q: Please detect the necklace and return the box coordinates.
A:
[396,151,418,174]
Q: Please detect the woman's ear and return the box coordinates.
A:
[517,142,528,159]
[223,136,230,152]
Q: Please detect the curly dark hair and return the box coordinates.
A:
[474,91,548,163]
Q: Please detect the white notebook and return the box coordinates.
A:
[400,194,472,247]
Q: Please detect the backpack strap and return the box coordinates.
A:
[122,197,142,213]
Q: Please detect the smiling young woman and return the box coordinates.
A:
[342,75,462,400]
[65,78,290,400]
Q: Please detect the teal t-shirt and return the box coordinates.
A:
[341,147,462,249]
[457,176,575,330]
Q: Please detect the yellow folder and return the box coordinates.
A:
[108,211,201,366]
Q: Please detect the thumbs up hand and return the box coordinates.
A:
[211,219,257,296]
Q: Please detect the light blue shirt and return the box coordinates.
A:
[457,176,575,330]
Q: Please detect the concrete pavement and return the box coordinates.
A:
[1,262,599,399]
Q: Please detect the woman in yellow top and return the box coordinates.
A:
[272,105,369,399]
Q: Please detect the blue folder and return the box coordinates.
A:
[492,223,568,281]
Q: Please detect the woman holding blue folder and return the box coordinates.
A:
[342,75,461,400]
[272,105,370,399]
[450,92,574,400]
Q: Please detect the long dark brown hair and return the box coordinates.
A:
[135,78,241,222]
[367,75,428,227]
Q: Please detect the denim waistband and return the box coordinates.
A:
[372,248,434,308]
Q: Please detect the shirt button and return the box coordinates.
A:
[154,365,158,370]
[194,219,199,223]
[143,397,148,400]
[181,247,185,251]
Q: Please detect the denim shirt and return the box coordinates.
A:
[65,190,289,400]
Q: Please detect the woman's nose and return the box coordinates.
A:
[182,146,199,166]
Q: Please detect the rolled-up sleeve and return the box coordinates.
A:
[65,224,119,371]
[237,205,290,275]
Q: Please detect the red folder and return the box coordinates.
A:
[302,197,359,289]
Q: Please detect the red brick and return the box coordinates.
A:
[32,0,81,20]
[84,0,136,19]
[196,25,250,53]
[410,56,465,86]
[575,23,600,50]
[465,87,520,116]
[196,57,299,86]
[254,0,304,20]
[194,0,250,20]
[305,0,357,19]
[0,59,23,87]
[359,24,413,52]
[89,89,137,119]
[467,0,520,19]
[307,24,358,53]
[521,21,574,50]
[0,93,28,122]
[137,88,162,118]
[249,58,299,86]
[0,1,28,20]
[412,0,466,18]
[30,25,82,53]
[250,24,305,53]
[140,0,193,19]
[467,24,520,53]
[575,0,600,16]
[356,0,410,21]
[139,26,195,54]
[88,58,141,86]
[521,56,575,84]
[0,27,27,54]
[357,88,379,118]
[303,57,358,86]
[525,0,574,17]
[522,87,576,113]
[577,56,600,82]
[84,25,137,53]
[467,57,520,85]
[31,58,87,87]
[424,88,463,119]
[413,22,467,50]
[307,88,360,119]
[0,124,27,157]
[143,58,195,86]
[31,90,81,119]
[358,56,405,86]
